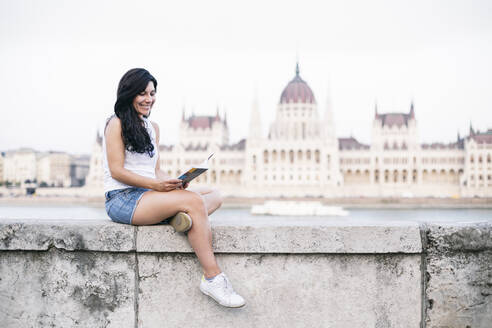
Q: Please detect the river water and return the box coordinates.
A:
[0,203,491,225]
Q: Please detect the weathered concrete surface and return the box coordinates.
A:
[138,253,421,328]
[0,248,135,328]
[424,223,492,328]
[0,219,135,252]
[137,223,422,253]
[2,219,492,328]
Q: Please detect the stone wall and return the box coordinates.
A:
[0,219,490,327]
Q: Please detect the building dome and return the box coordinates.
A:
[279,63,316,104]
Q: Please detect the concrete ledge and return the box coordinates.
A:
[425,222,492,253]
[0,219,422,254]
[0,219,135,252]
[423,222,492,327]
[137,223,422,253]
[1,219,491,327]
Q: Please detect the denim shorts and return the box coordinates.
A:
[105,187,150,224]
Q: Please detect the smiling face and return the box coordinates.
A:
[132,81,156,118]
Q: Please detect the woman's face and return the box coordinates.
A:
[132,81,156,117]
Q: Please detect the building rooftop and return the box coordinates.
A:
[279,63,316,105]
[338,137,370,150]
[375,103,415,128]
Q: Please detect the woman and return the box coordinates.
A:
[103,68,245,308]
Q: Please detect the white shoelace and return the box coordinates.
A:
[218,275,236,296]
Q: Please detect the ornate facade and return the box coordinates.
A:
[88,64,492,198]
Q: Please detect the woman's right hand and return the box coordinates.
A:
[151,178,183,192]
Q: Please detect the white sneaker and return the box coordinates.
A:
[199,272,246,308]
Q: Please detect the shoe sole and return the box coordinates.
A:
[199,286,246,308]
[169,212,192,233]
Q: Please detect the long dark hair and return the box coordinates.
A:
[114,68,157,156]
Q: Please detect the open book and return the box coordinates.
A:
[177,153,214,184]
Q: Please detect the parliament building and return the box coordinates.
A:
[86,64,492,198]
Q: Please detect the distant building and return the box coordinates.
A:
[70,155,90,187]
[0,152,4,184]
[462,128,492,197]
[3,148,37,185]
[1,149,91,188]
[87,63,492,198]
[85,132,104,189]
[37,152,72,187]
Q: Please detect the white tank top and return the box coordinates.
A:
[102,116,158,193]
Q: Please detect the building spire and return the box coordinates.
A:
[323,82,336,142]
[181,106,186,121]
[410,100,415,118]
[374,100,378,118]
[296,61,300,76]
[249,91,262,140]
[469,121,475,136]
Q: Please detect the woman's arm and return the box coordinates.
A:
[105,117,181,191]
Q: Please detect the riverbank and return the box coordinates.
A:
[1,194,492,209]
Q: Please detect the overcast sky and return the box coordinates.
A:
[1,0,491,155]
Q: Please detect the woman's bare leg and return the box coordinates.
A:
[132,189,221,278]
[187,186,223,215]
[186,186,222,250]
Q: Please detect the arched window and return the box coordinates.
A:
[384,142,389,150]
[297,150,303,161]
[281,150,286,161]
[470,155,474,163]
[478,156,483,164]
[289,150,294,163]
[402,142,408,150]
[252,155,256,165]
[307,150,311,160]
[393,170,398,183]
[263,150,269,164]
[393,141,399,150]
[315,150,320,164]
[272,150,277,162]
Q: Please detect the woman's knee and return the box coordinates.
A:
[183,191,207,214]
[213,188,223,210]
